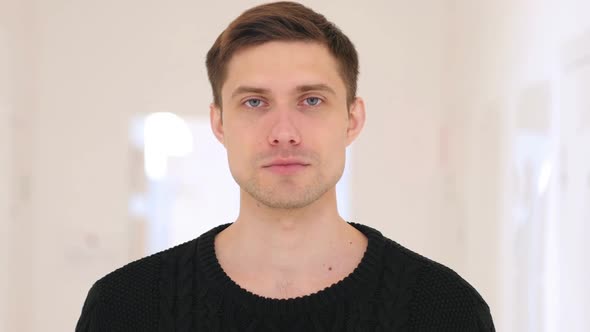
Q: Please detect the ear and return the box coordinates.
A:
[210,103,225,146]
[345,97,366,146]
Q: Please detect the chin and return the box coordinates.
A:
[259,198,315,210]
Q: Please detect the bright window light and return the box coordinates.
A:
[143,112,193,181]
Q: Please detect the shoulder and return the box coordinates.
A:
[381,238,487,305]
[381,238,495,331]
[94,238,198,302]
[75,238,198,332]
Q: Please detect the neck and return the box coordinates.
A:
[232,187,345,249]
[214,188,367,297]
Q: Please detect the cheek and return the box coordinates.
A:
[317,134,347,166]
[316,122,348,148]
[224,128,259,165]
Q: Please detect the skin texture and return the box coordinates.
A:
[210,41,368,299]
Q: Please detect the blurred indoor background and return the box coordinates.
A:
[1,0,589,331]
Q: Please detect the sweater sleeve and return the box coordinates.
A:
[408,264,496,332]
[75,282,103,332]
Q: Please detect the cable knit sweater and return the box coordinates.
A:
[75,222,495,331]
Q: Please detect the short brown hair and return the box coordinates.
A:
[206,1,359,108]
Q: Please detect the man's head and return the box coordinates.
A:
[207,2,365,210]
[206,1,359,109]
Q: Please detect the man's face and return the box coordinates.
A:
[210,41,364,210]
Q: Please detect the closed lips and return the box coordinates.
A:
[264,160,309,167]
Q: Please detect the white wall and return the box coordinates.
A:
[448,0,590,331]
[344,1,450,264]
[0,18,11,332]
[1,0,35,331]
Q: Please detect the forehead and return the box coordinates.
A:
[222,41,345,97]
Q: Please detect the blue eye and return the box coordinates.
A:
[304,97,322,106]
[245,99,264,108]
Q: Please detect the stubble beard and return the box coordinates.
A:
[238,167,342,210]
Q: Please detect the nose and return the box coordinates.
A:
[267,108,301,146]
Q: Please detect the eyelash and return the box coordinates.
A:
[242,97,324,108]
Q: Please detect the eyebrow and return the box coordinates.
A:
[231,86,271,99]
[230,83,336,99]
[296,84,336,95]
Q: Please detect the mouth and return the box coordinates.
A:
[263,163,309,174]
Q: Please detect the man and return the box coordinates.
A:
[76,2,495,331]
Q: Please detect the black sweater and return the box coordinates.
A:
[76,222,495,331]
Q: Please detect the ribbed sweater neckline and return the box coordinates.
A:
[197,222,386,317]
